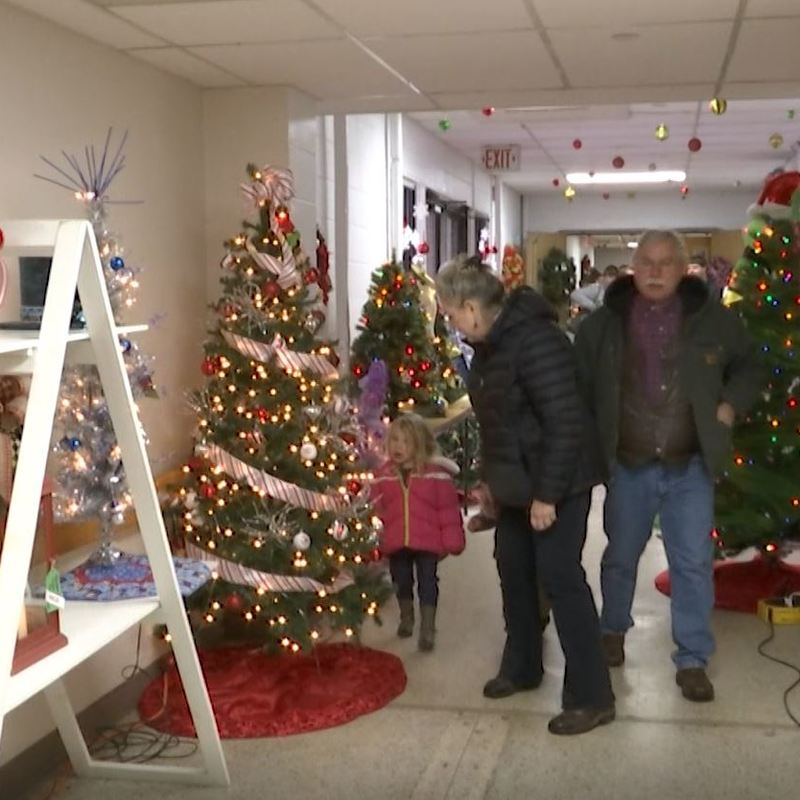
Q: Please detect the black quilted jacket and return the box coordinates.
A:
[467,286,606,508]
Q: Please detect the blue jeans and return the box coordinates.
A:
[389,549,439,606]
[600,456,715,669]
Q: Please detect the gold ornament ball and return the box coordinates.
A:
[564,185,576,200]
[709,97,727,115]
[769,132,784,149]
[655,123,669,141]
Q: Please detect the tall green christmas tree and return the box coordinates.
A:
[350,261,464,418]
[539,246,576,312]
[180,165,389,653]
[714,172,800,557]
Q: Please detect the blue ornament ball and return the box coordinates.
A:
[110,256,125,271]
[120,338,132,353]
[64,436,81,451]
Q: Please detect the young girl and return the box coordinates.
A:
[370,414,465,651]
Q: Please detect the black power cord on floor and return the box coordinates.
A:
[757,621,800,728]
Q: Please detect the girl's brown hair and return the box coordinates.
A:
[387,413,438,473]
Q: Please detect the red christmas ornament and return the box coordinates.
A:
[200,483,216,499]
[347,479,362,495]
[201,357,218,376]
[482,106,495,117]
[572,139,582,150]
[688,137,702,152]
[262,280,280,300]
[552,178,560,187]
[370,548,382,562]
[418,242,430,255]
[602,192,610,200]
[612,156,625,169]
[304,268,320,285]
[187,457,204,472]
[225,594,243,611]
[340,432,357,446]
[352,364,364,378]
[257,407,269,423]
[275,207,294,232]
[681,184,690,197]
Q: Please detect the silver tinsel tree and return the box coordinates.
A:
[36,130,157,563]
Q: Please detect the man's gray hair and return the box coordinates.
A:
[633,230,689,266]
[435,254,505,310]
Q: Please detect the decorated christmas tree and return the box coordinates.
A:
[714,172,800,557]
[350,261,464,418]
[33,130,156,563]
[180,165,388,653]
[539,246,575,312]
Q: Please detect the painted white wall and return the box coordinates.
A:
[403,119,491,215]
[0,4,205,765]
[524,189,755,232]
[499,182,522,252]
[346,114,388,342]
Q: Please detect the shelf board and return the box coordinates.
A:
[3,597,160,714]
[0,324,149,356]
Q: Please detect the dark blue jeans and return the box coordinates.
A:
[601,456,715,669]
[495,491,614,710]
[389,549,439,606]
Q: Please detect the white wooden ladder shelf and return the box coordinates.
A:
[0,220,229,787]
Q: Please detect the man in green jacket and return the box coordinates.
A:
[575,230,762,703]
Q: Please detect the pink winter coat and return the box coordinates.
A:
[370,457,466,557]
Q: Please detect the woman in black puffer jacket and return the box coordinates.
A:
[436,255,614,736]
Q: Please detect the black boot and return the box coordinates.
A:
[418,605,436,651]
[397,598,414,638]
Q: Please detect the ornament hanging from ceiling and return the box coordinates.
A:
[481,106,495,117]
[552,178,560,187]
[648,162,657,171]
[612,156,625,169]
[438,119,451,132]
[788,109,796,120]
[769,132,784,149]
[688,137,702,152]
[564,186,576,200]
[655,123,669,141]
[680,184,690,198]
[572,139,582,150]
[709,97,728,115]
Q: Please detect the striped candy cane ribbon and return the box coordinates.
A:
[221,329,339,381]
[186,542,353,594]
[245,236,300,289]
[202,443,342,511]
[240,166,295,209]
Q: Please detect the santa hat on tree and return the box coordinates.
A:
[748,170,800,219]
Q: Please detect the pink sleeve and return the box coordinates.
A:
[438,477,466,555]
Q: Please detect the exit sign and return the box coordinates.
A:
[481,145,521,172]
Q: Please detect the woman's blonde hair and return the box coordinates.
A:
[387,413,438,472]
[435,254,505,311]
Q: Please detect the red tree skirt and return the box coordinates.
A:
[655,556,800,614]
[138,643,407,738]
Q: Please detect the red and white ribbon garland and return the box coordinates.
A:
[245,236,300,289]
[202,443,342,512]
[222,329,339,381]
[186,541,353,594]
[240,166,295,210]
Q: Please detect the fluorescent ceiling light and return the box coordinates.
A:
[627,242,638,248]
[566,170,686,185]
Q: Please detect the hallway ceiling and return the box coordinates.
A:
[8,0,800,192]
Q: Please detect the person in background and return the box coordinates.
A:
[571,265,620,314]
[370,414,465,652]
[574,230,762,703]
[436,255,614,736]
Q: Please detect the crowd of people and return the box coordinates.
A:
[369,230,761,737]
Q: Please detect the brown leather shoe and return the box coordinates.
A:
[548,706,616,735]
[602,633,625,667]
[676,668,714,702]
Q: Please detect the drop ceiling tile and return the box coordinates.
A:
[5,0,163,47]
[316,0,532,36]
[726,19,800,82]
[550,22,731,87]
[745,0,800,17]
[534,0,738,27]
[112,0,339,46]
[191,38,414,99]
[130,46,246,86]
[365,31,561,93]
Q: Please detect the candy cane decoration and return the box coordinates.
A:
[240,165,295,210]
[202,443,342,511]
[245,236,300,289]
[186,542,353,593]
[221,329,338,381]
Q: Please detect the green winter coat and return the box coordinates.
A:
[574,275,764,477]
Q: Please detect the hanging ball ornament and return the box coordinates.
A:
[109,256,125,271]
[788,109,796,120]
[572,139,582,150]
[67,436,81,451]
[655,123,669,141]
[330,520,349,542]
[303,267,320,285]
[481,106,495,117]
[261,280,280,300]
[438,118,451,132]
[688,137,702,152]
[201,357,218,376]
[769,132,784,149]
[648,162,657,171]
[564,185,576,200]
[602,192,611,200]
[112,510,126,526]
[612,156,625,169]
[709,97,727,115]
[225,594,243,611]
[552,178,560,187]
[300,442,318,461]
[304,404,323,420]
[200,483,216,499]
[418,241,430,255]
[680,184,690,197]
[293,531,311,551]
